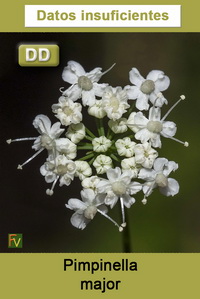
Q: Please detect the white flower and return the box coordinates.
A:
[128,98,189,148]
[62,61,114,106]
[127,112,138,133]
[40,154,76,195]
[65,189,108,230]
[9,114,65,170]
[66,123,85,144]
[115,137,136,157]
[128,106,177,148]
[138,158,179,202]
[55,138,77,159]
[32,114,64,151]
[97,167,142,209]
[134,142,158,169]
[81,176,101,193]
[92,136,112,153]
[125,68,170,110]
[75,161,92,180]
[102,86,130,120]
[108,118,128,134]
[52,96,82,126]
[88,100,106,119]
[93,154,112,174]
[121,157,140,178]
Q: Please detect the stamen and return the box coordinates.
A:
[17,148,44,169]
[164,135,189,147]
[46,176,59,196]
[7,137,37,144]
[143,182,154,198]
[97,208,123,232]
[120,197,126,227]
[161,95,186,121]
[101,63,116,76]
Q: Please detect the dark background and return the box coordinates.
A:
[0,33,199,252]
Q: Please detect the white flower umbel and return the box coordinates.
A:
[75,161,92,181]
[66,123,85,144]
[121,157,140,178]
[138,157,179,204]
[52,96,82,126]
[115,137,136,158]
[40,154,76,195]
[7,114,64,170]
[134,142,158,169]
[128,97,189,148]
[102,86,130,121]
[66,189,123,231]
[93,154,112,174]
[108,118,128,134]
[125,68,170,110]
[92,136,112,153]
[62,60,115,106]
[88,99,106,119]
[97,167,142,226]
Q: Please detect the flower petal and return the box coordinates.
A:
[153,158,168,172]
[135,93,149,111]
[70,212,89,230]
[82,90,96,106]
[62,61,85,84]
[125,85,140,100]
[66,198,86,211]
[81,189,96,203]
[129,68,144,86]
[148,107,161,121]
[33,114,51,135]
[159,178,179,196]
[161,121,177,138]
[107,167,121,182]
[135,128,151,143]
[138,168,156,181]
[163,161,178,177]
[122,194,135,208]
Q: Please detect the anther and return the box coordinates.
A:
[184,142,189,147]
[46,189,54,196]
[17,165,23,170]
[161,95,186,121]
[119,226,124,232]
[121,222,127,228]
[6,139,12,144]
[142,198,147,205]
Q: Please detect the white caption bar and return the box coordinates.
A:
[25,5,181,28]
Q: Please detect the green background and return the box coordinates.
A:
[0,32,199,253]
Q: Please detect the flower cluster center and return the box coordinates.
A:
[112,181,127,195]
[78,76,93,91]
[140,79,155,94]
[155,173,168,187]
[84,205,97,219]
[40,134,54,150]
[110,96,120,112]
[147,121,163,133]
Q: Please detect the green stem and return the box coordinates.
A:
[85,127,96,138]
[78,153,94,161]
[85,135,94,141]
[99,118,105,136]
[122,209,132,253]
[77,146,93,150]
[95,118,102,136]
[110,154,120,162]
